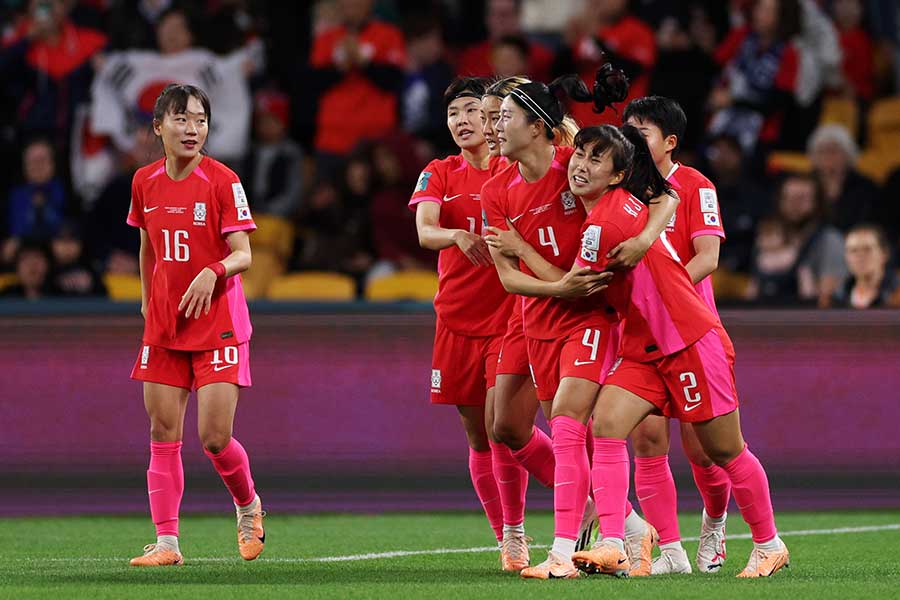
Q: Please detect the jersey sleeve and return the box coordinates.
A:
[686,181,726,241]
[575,220,628,272]
[126,174,145,228]
[481,176,508,228]
[218,173,257,235]
[408,160,446,210]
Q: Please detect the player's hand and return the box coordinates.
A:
[606,234,652,269]
[453,230,493,266]
[485,220,529,258]
[178,268,217,320]
[553,265,612,299]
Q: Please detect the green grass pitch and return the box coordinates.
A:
[2,510,899,599]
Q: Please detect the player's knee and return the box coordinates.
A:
[631,433,668,457]
[201,432,232,455]
[149,421,179,442]
[591,413,620,438]
[492,418,529,449]
[683,443,714,467]
[705,444,742,467]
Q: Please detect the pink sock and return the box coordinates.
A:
[634,455,681,544]
[469,448,504,541]
[550,416,590,540]
[204,437,256,507]
[511,426,555,488]
[722,447,777,543]
[691,462,732,519]
[591,437,630,540]
[147,441,184,537]
[489,440,528,526]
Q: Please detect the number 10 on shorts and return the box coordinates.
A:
[211,346,238,371]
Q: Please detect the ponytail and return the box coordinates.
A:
[619,125,670,203]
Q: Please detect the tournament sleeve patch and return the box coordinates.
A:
[415,171,432,192]
[703,212,720,226]
[582,225,602,251]
[232,182,249,208]
[699,188,718,214]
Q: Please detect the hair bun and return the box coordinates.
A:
[593,61,630,113]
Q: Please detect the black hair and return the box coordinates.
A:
[492,34,530,59]
[622,96,687,150]
[443,77,491,111]
[774,0,803,42]
[507,61,629,140]
[847,223,890,253]
[152,83,212,125]
[573,124,671,204]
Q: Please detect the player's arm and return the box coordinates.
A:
[178,231,252,320]
[488,243,609,298]
[685,235,720,284]
[138,228,154,319]
[486,220,567,282]
[415,202,492,266]
[605,190,679,269]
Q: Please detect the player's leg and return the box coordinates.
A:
[129,344,191,567]
[681,420,731,573]
[197,375,265,561]
[457,404,504,543]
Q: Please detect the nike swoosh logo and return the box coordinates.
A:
[554,481,575,488]
[509,214,524,223]
[213,364,234,372]
[637,493,657,502]
[684,402,702,412]
[498,479,518,484]
[148,489,163,494]
[574,360,595,366]
[144,206,160,213]
[618,558,627,564]
[443,194,463,202]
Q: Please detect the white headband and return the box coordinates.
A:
[510,87,558,127]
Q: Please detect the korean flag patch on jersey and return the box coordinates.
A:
[581,225,601,262]
[703,212,720,226]
[238,206,252,221]
[699,188,718,214]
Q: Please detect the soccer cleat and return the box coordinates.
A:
[575,496,598,552]
[129,543,183,567]
[500,532,531,571]
[651,547,693,575]
[696,509,728,573]
[236,496,266,561]
[736,539,790,578]
[572,540,630,577]
[624,521,659,576]
[520,550,580,579]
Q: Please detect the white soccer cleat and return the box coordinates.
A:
[651,547,693,575]
[696,509,728,573]
[575,496,598,552]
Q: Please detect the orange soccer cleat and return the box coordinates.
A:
[624,521,658,576]
[736,540,790,578]
[572,540,630,577]
[129,543,183,567]
[520,551,580,580]
[237,496,266,561]
[500,532,531,571]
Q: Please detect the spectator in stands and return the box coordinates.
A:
[50,220,106,297]
[878,166,900,254]
[705,133,771,273]
[456,0,554,81]
[308,0,406,176]
[708,0,802,154]
[832,223,899,308]
[556,0,657,126]
[106,0,172,51]
[0,0,107,146]
[830,0,876,101]
[490,34,530,78]
[245,90,303,219]
[1,240,54,299]
[3,139,66,266]
[400,15,454,153]
[746,173,847,306]
[807,124,879,232]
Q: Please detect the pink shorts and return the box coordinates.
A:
[605,326,739,422]
[430,317,502,406]
[130,342,252,390]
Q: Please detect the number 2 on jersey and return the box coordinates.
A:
[538,226,559,257]
[162,229,190,262]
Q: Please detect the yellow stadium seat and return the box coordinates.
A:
[856,148,900,185]
[104,273,143,301]
[867,96,900,150]
[242,249,285,300]
[365,270,439,302]
[251,214,295,258]
[712,269,751,301]
[0,272,19,292]
[819,96,859,138]
[766,151,812,175]
[267,271,356,301]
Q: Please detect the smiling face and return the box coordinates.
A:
[480,95,503,156]
[447,96,486,151]
[568,140,625,200]
[845,229,887,280]
[154,94,208,161]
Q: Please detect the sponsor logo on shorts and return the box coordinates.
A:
[193,202,207,226]
[213,364,234,372]
[431,369,442,391]
[574,359,595,366]
[140,345,150,369]
[607,356,623,376]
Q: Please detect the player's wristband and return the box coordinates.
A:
[208,262,227,278]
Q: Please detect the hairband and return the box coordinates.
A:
[509,87,559,127]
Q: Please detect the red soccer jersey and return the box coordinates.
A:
[408,154,513,336]
[664,163,725,312]
[127,156,257,351]
[575,187,718,362]
[482,146,615,340]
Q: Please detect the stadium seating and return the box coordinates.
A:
[819,96,859,138]
[365,270,439,302]
[266,271,356,301]
[867,96,900,151]
[242,214,295,299]
[103,273,143,301]
[766,151,812,175]
[242,250,284,300]
[0,272,18,293]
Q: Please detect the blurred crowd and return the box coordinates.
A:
[1,0,899,308]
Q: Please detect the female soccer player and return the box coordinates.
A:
[550,125,789,579]
[126,84,264,566]
[482,71,677,579]
[409,77,529,571]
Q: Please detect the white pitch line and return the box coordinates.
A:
[17,523,900,564]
